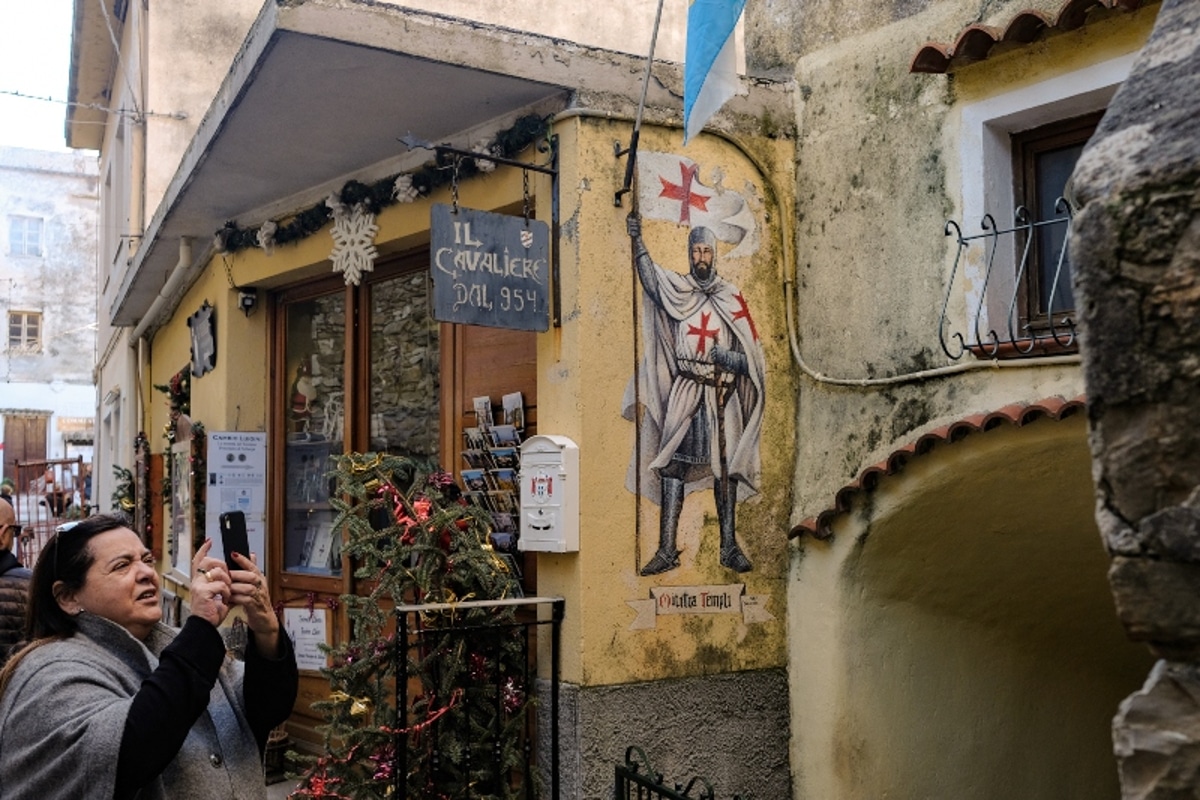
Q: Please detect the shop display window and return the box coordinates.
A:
[278,263,440,578]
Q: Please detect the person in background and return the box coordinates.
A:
[41,468,71,518]
[0,501,30,666]
[0,478,14,507]
[82,464,93,514]
[0,514,298,799]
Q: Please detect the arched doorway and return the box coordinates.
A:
[791,413,1153,799]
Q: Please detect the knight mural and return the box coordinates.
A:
[622,153,766,576]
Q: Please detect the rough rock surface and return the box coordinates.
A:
[1070,0,1200,796]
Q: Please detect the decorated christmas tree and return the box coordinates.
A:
[290,452,532,800]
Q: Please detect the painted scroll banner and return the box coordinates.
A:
[627,583,774,629]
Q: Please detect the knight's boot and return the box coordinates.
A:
[716,480,752,572]
[641,477,684,575]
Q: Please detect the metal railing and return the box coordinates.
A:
[394,596,563,799]
[13,457,87,567]
[614,747,749,800]
[939,200,1077,360]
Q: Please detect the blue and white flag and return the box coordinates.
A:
[683,0,748,144]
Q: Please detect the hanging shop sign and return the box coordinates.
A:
[431,204,550,332]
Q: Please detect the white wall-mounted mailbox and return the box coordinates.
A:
[518,434,579,553]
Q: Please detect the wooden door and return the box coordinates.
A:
[270,253,540,750]
[4,415,47,486]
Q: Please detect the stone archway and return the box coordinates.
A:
[791,415,1153,799]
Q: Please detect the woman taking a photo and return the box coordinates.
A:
[0,514,298,799]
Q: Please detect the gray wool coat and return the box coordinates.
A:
[0,613,268,800]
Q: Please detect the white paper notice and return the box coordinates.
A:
[283,607,329,672]
[206,432,268,567]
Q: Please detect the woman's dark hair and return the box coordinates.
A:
[25,514,130,641]
[0,514,131,698]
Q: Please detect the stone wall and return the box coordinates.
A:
[1070,0,1200,795]
[540,670,791,800]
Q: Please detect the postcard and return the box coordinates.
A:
[501,392,525,429]
[491,468,517,493]
[489,447,518,470]
[461,469,488,493]
[488,490,517,514]
[491,424,520,446]
[473,396,493,430]
[489,530,519,555]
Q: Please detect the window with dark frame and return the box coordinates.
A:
[1011,110,1104,334]
[276,256,440,579]
[8,311,42,353]
[8,215,43,257]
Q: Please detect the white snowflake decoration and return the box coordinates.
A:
[256,220,277,256]
[392,174,419,203]
[329,204,379,286]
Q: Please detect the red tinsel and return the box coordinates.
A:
[469,652,488,681]
[381,688,463,737]
[501,675,524,715]
[368,742,396,782]
[288,757,353,800]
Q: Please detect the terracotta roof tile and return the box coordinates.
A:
[789,395,1087,541]
[910,0,1151,73]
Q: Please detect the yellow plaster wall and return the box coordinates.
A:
[147,116,796,692]
[535,116,796,687]
[147,254,270,585]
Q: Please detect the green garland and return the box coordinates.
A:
[153,365,192,432]
[216,114,550,254]
[111,465,135,515]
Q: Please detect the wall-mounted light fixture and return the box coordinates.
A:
[237,287,258,317]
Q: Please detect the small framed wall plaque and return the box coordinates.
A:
[188,301,217,377]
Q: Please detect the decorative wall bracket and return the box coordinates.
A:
[402,133,563,327]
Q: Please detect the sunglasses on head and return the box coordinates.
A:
[51,521,82,580]
[2,523,23,537]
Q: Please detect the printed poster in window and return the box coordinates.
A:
[205,432,268,569]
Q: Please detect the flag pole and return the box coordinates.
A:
[620,0,665,573]
[614,0,665,207]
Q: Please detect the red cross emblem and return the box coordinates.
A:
[732,293,758,341]
[659,162,710,225]
[687,312,720,355]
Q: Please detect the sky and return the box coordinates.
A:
[0,0,75,151]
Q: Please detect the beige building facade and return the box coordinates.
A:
[756,1,1163,797]
[0,146,98,487]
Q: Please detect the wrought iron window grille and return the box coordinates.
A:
[939,198,1077,360]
